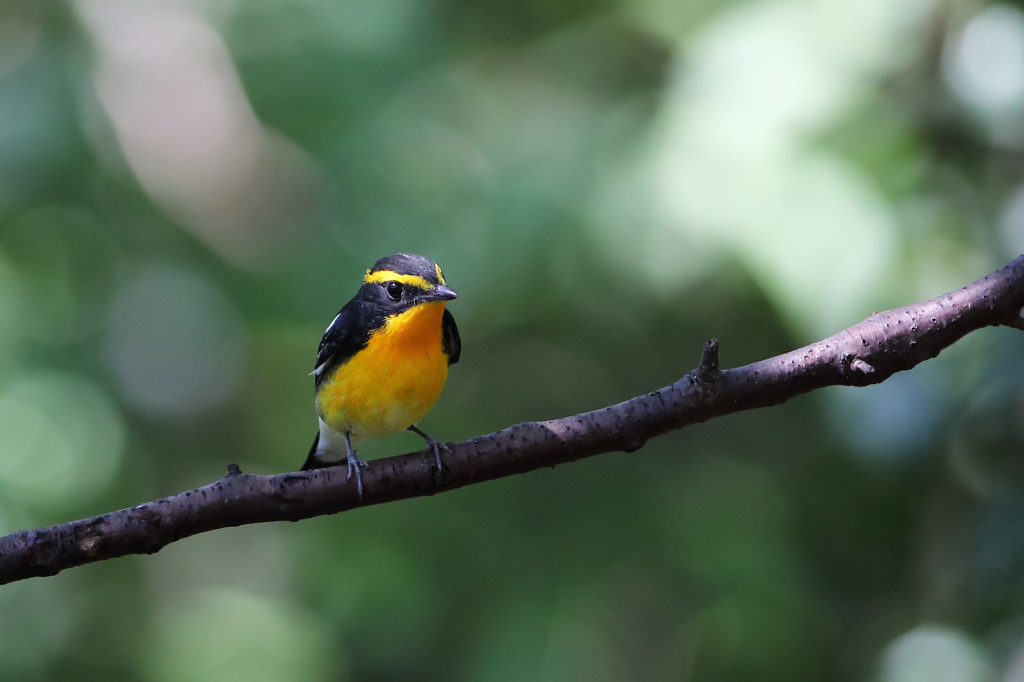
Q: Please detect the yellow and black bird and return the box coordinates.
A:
[301,253,461,499]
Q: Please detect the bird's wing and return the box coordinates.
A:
[442,308,461,366]
[310,305,367,388]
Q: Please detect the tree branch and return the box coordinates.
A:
[2,256,1023,585]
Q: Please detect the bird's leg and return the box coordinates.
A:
[344,432,369,501]
[407,424,450,474]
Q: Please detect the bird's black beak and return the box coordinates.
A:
[421,284,458,303]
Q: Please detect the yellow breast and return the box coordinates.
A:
[317,302,449,444]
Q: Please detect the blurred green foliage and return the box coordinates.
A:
[2,0,1024,680]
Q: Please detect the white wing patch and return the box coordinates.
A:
[309,312,343,376]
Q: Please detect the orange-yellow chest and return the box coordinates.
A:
[317,302,449,444]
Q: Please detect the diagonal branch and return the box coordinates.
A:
[2,256,1023,585]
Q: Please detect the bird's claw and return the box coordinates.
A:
[345,452,370,501]
[423,437,452,487]
[407,425,452,487]
[423,436,450,469]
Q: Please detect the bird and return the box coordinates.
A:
[301,253,461,500]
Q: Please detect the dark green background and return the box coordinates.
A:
[1,1,1023,680]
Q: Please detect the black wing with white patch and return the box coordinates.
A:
[311,304,371,390]
[442,308,461,365]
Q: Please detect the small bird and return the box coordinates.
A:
[301,253,461,499]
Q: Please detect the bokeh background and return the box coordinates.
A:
[2,0,1024,680]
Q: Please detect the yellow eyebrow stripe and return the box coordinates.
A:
[363,270,433,290]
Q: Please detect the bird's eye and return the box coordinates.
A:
[385,281,402,301]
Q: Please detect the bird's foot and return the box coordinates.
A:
[423,436,452,487]
[423,435,450,469]
[345,452,370,501]
[408,425,452,487]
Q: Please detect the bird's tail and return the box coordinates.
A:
[300,432,321,471]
